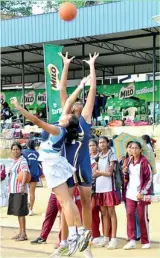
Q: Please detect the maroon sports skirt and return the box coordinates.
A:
[95,191,120,207]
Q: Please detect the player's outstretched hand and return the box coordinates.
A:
[83,52,99,66]
[58,52,75,65]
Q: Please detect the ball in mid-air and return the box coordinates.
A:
[59,2,77,21]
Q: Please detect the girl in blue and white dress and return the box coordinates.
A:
[10,78,90,257]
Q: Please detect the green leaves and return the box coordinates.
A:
[1,0,37,17]
[0,0,119,17]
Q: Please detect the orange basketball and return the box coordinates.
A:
[59,2,77,21]
[17,171,31,184]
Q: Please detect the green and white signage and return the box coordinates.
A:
[43,44,63,123]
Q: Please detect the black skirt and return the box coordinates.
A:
[7,193,29,216]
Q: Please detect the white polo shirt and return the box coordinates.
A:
[126,163,141,201]
[96,150,117,193]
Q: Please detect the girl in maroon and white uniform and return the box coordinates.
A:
[94,136,120,249]
[123,141,152,250]
[89,139,102,247]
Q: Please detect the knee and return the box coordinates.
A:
[101,209,108,217]
[81,195,91,208]
[60,198,72,210]
[108,207,116,217]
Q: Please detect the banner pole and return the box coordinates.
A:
[82,44,85,104]
[152,34,156,124]
[22,51,25,126]
[43,46,49,123]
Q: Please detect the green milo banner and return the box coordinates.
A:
[43,44,63,123]
[96,81,160,102]
[1,80,160,114]
[1,89,46,111]
[68,81,160,102]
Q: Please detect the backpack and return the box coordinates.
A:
[108,150,123,189]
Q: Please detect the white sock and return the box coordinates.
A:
[68,226,77,239]
[110,238,117,242]
[77,226,84,235]
[104,236,109,242]
[130,240,136,244]
[60,240,68,247]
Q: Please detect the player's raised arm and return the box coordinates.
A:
[62,76,90,115]
[58,52,75,110]
[10,98,60,136]
[81,52,99,124]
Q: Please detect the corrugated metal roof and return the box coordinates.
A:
[1,0,159,47]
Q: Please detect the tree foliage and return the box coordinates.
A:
[43,1,119,11]
[0,0,37,17]
[0,0,119,17]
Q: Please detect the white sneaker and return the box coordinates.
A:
[92,237,103,247]
[78,229,91,252]
[93,237,109,247]
[83,246,94,258]
[51,244,69,257]
[68,234,79,256]
[28,210,34,216]
[107,239,118,249]
[142,243,151,249]
[123,240,136,250]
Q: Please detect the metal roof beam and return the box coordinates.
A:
[1,47,43,55]
[2,47,159,68]
[74,38,159,62]
[2,47,159,64]
[10,45,43,56]
[1,57,43,73]
[142,28,159,33]
[64,31,159,47]
[2,60,158,79]
[1,53,112,74]
[1,32,159,55]
[1,60,44,66]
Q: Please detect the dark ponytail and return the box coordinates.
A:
[65,115,79,144]
[27,139,35,150]
[142,134,153,150]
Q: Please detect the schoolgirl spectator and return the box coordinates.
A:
[94,136,120,249]
[23,139,41,216]
[109,139,115,154]
[122,141,141,241]
[142,134,156,158]
[89,139,102,247]
[8,142,30,241]
[142,135,154,151]
[123,142,152,250]
[121,141,133,185]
